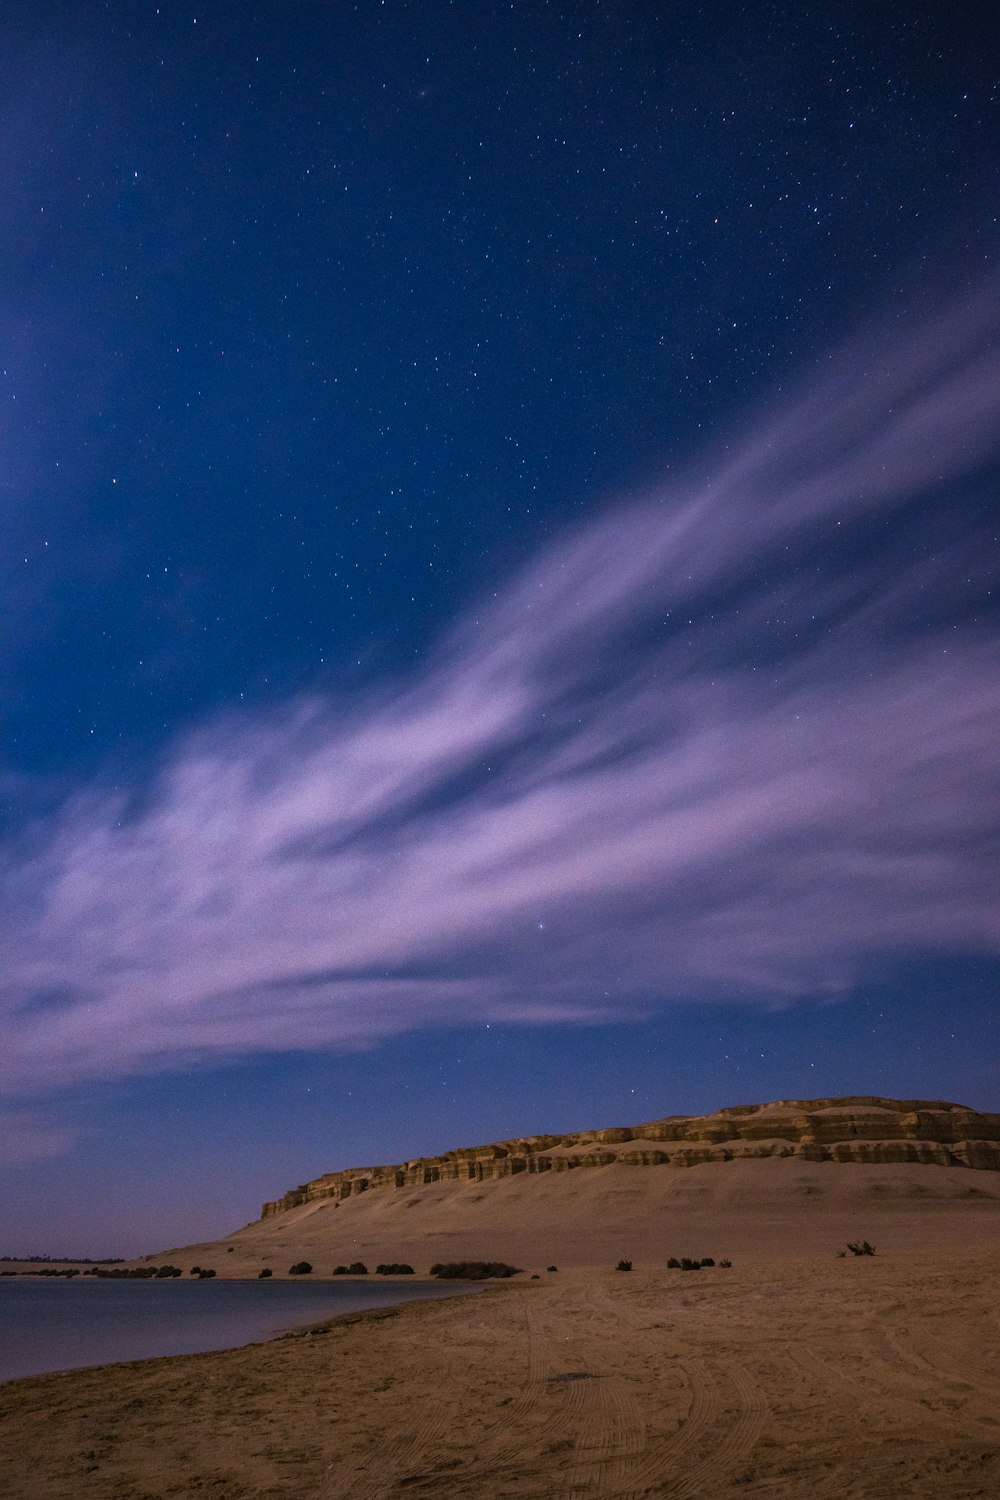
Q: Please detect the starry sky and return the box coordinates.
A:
[1,1,998,1257]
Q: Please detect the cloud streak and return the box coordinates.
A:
[3,279,999,1128]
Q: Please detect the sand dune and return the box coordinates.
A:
[154,1096,1000,1278]
[155,1155,1000,1280]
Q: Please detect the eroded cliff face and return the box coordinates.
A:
[259,1096,1000,1219]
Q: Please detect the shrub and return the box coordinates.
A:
[375,1263,414,1275]
[547,1265,558,1272]
[701,1258,715,1268]
[616,1259,632,1272]
[333,1265,348,1275]
[348,1262,368,1275]
[258,1268,273,1278]
[288,1261,313,1275]
[197,1268,216,1279]
[190,1266,201,1275]
[667,1257,681,1269]
[847,1240,876,1257]
[720,1258,732,1268]
[430,1261,522,1280]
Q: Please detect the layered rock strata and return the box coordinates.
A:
[260,1097,1000,1219]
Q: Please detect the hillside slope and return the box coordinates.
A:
[152,1097,1000,1273]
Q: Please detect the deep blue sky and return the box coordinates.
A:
[1,1,997,1256]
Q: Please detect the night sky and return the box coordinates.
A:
[2,2,998,1257]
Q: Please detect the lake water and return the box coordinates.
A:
[0,1276,469,1384]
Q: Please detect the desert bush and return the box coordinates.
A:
[258,1268,273,1278]
[720,1258,732,1268]
[847,1240,876,1256]
[430,1261,522,1280]
[616,1259,632,1272]
[375,1263,414,1275]
[197,1268,216,1279]
[333,1265,348,1275]
[701,1257,715,1267]
[680,1258,702,1271]
[666,1257,681,1268]
[288,1261,313,1275]
[347,1261,368,1275]
[190,1266,201,1275]
[547,1265,558,1272]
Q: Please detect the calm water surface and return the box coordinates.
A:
[0,1277,469,1383]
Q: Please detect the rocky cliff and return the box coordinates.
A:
[260,1096,1000,1219]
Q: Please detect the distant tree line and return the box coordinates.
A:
[0,1255,124,1264]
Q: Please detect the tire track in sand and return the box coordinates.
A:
[784,1334,1000,1500]
[309,1303,494,1500]
[557,1370,646,1499]
[891,1323,1000,1398]
[863,1322,1000,1432]
[318,1289,568,1498]
[657,1359,768,1500]
[481,1281,639,1499]
[455,1292,570,1486]
[616,1360,715,1500]
[312,1366,455,1500]
[507,1351,764,1500]
[875,1323,1000,1437]
[408,1283,648,1499]
[574,1280,764,1500]
[468,1282,647,1492]
[313,1286,766,1500]
[324,1291,574,1497]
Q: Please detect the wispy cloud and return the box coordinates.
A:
[2,280,998,1128]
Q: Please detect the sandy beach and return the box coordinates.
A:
[6,1106,1000,1498]
[2,1239,999,1500]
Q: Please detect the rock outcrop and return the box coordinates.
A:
[260,1096,1000,1219]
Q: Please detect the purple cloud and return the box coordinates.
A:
[2,279,998,1132]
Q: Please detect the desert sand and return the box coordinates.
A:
[2,1244,1000,1499]
[154,1154,1000,1280]
[4,1100,1000,1497]
[3,1159,1000,1498]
